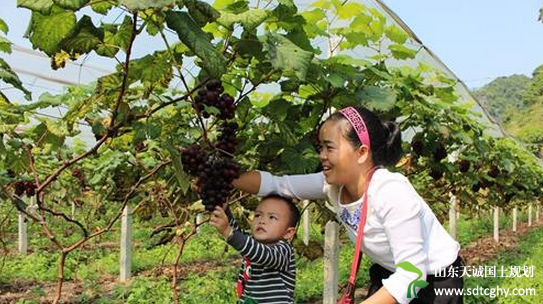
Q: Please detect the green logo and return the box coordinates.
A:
[396,261,429,299]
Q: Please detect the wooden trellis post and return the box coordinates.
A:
[18,211,27,255]
[493,206,499,243]
[302,200,310,245]
[120,205,132,282]
[323,221,339,304]
[448,194,457,239]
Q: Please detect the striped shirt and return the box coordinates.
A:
[226,209,296,304]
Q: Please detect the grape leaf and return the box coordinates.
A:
[166,11,226,78]
[0,18,8,34]
[263,33,314,81]
[28,9,76,56]
[356,86,396,112]
[0,58,31,100]
[60,15,104,56]
[17,0,54,15]
[217,9,270,30]
[53,0,90,11]
[119,0,176,11]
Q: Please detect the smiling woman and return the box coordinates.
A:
[233,106,464,304]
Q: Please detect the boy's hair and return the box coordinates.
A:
[261,194,300,228]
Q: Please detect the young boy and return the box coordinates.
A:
[210,194,300,304]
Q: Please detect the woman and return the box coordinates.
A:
[232,106,463,303]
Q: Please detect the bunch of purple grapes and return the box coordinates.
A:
[199,157,241,210]
[181,79,241,211]
[13,180,36,197]
[215,122,239,157]
[193,79,236,120]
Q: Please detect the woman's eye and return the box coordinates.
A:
[254,214,261,218]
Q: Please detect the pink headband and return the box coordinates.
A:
[339,107,371,150]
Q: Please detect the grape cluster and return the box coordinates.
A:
[180,144,207,176]
[215,122,239,157]
[181,148,241,210]
[13,181,36,197]
[199,158,241,210]
[182,79,242,211]
[193,79,236,120]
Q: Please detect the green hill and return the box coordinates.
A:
[472,65,543,157]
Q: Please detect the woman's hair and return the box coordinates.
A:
[327,107,402,167]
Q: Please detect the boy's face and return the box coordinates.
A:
[251,198,296,244]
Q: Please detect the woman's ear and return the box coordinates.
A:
[356,145,371,164]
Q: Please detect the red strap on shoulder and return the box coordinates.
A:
[348,166,379,285]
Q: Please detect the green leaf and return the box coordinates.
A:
[326,73,345,88]
[235,30,264,59]
[356,86,396,112]
[29,9,76,56]
[17,0,54,15]
[165,143,191,194]
[39,117,71,137]
[336,1,365,20]
[119,0,176,11]
[91,0,116,14]
[388,44,418,60]
[166,11,227,78]
[53,0,90,11]
[96,16,133,57]
[385,25,408,44]
[184,0,220,26]
[31,123,65,149]
[0,36,11,53]
[0,58,31,100]
[0,18,8,34]
[223,0,249,14]
[129,51,173,88]
[60,15,104,56]
[96,72,123,94]
[263,33,314,81]
[217,9,270,30]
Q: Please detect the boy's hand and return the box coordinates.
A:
[209,206,232,239]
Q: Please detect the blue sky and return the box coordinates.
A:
[383,0,543,88]
[1,0,543,93]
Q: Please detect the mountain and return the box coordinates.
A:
[472,65,543,157]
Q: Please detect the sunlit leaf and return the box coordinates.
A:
[17,0,54,15]
[29,8,76,56]
[0,18,8,34]
[385,25,408,44]
[217,9,270,30]
[0,36,11,53]
[388,44,418,60]
[91,0,116,14]
[119,0,176,11]
[53,0,90,11]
